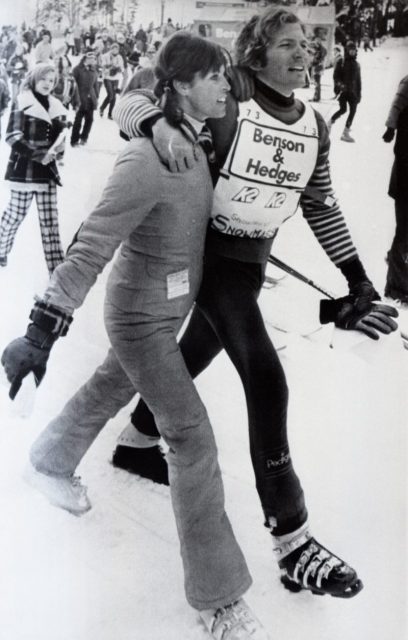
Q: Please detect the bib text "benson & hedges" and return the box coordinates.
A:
[252,127,305,153]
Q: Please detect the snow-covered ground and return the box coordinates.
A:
[0,38,407,640]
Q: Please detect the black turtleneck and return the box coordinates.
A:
[33,90,50,111]
[253,77,305,125]
[254,78,295,107]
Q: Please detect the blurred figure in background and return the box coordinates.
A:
[99,42,124,119]
[0,74,10,140]
[53,48,76,109]
[309,29,327,102]
[6,43,29,101]
[328,40,361,142]
[64,28,75,56]
[332,44,343,98]
[70,50,99,147]
[34,31,54,64]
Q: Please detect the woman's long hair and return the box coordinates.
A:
[153,31,226,126]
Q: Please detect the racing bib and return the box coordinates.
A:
[211,99,319,239]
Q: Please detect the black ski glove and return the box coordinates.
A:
[382,127,395,143]
[320,281,399,340]
[1,300,72,400]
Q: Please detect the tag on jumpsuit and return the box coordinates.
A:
[167,269,190,299]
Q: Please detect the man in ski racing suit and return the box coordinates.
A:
[111,6,398,600]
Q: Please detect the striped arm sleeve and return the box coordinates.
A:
[112,89,161,139]
[300,152,358,266]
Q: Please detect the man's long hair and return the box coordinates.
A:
[235,6,304,70]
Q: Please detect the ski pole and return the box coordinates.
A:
[268,254,408,349]
[267,254,336,300]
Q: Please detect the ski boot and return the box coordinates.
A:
[112,423,169,485]
[200,598,270,639]
[273,523,363,598]
[341,126,355,142]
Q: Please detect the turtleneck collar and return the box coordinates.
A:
[33,89,50,111]
[254,77,295,108]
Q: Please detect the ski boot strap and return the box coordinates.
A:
[271,521,312,560]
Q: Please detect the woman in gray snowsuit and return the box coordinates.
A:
[1,32,270,640]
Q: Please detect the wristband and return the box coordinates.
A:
[29,299,73,337]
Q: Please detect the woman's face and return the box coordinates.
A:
[255,22,311,96]
[180,65,230,122]
[35,71,55,95]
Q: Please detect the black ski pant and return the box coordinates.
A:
[130,253,308,536]
[331,92,359,129]
[100,79,118,117]
[71,107,94,144]
[385,166,408,301]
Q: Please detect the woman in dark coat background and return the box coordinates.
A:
[0,63,68,273]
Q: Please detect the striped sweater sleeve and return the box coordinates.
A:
[300,147,358,267]
[112,89,160,138]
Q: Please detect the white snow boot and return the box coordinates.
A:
[200,598,270,639]
[340,126,355,142]
[23,464,91,516]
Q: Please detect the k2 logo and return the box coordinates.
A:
[232,186,260,204]
[265,192,287,208]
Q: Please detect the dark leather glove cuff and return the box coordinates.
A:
[29,299,73,337]
[320,297,350,324]
[338,256,369,289]
[319,285,376,326]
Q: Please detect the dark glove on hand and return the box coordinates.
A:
[226,65,255,103]
[382,127,395,143]
[1,300,72,400]
[1,326,54,400]
[320,281,399,340]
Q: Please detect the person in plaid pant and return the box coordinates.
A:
[0,63,68,274]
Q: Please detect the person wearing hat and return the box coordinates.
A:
[99,42,124,119]
[70,50,99,147]
[328,40,362,142]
